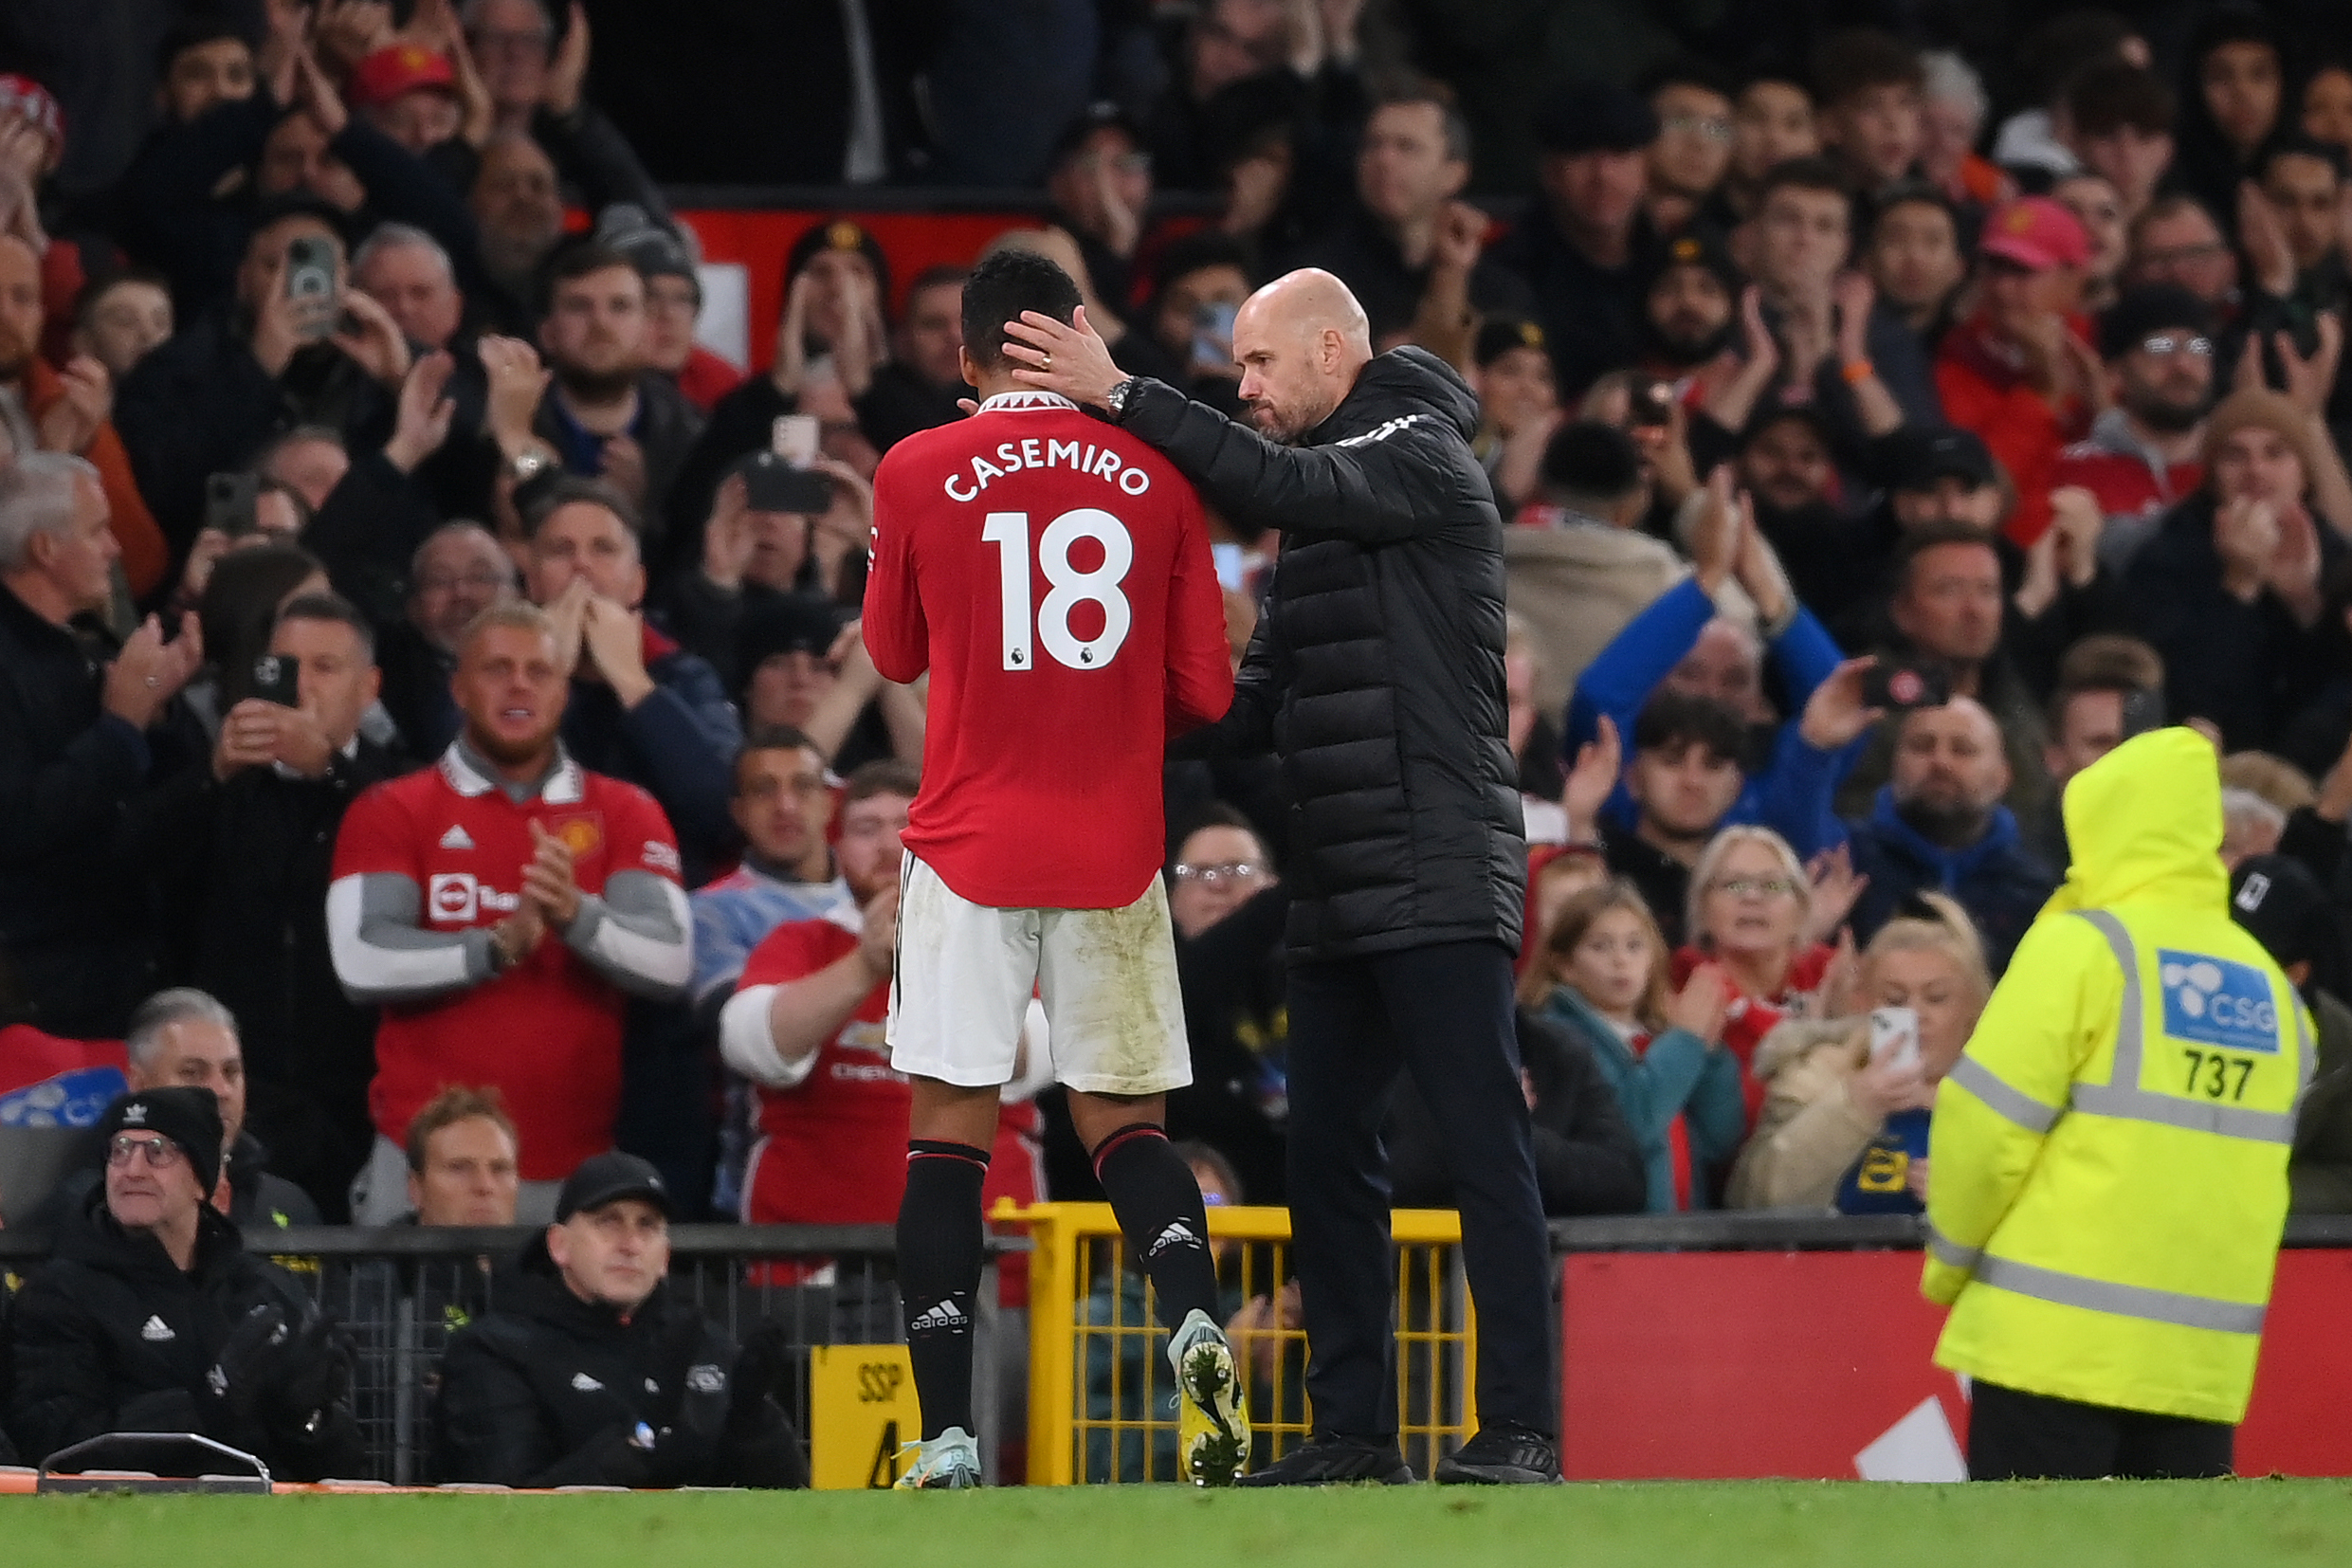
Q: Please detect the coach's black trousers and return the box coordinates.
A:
[1967,1381,2233,1480]
[1284,939,1555,1438]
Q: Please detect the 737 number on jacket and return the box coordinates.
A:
[2179,1047,2255,1101]
[982,508,1133,671]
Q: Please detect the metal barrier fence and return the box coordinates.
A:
[1006,1202,1473,1486]
[10,1211,2352,1487]
[0,1224,1012,1486]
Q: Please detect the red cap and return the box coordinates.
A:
[1979,197,2091,272]
[0,74,64,152]
[346,46,457,110]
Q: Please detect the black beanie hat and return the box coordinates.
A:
[99,1086,225,1196]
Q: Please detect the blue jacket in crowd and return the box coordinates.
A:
[1535,984,1745,1213]
[1562,577,1852,855]
[1836,788,2059,973]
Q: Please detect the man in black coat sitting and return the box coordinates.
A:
[432,1152,807,1488]
[5,1088,363,1478]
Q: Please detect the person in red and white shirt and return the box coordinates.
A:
[861,248,1241,1486]
[716,761,1039,1239]
[2048,285,2216,571]
[328,603,692,1224]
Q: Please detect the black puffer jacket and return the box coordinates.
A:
[432,1245,805,1489]
[1134,347,1525,960]
[4,1194,362,1476]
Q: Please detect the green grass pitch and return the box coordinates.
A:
[9,1482,2352,1568]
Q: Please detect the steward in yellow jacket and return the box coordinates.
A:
[1923,727,2310,1480]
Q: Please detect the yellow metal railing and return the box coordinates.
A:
[998,1201,1476,1485]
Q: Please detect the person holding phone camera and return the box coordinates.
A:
[115,199,403,565]
[166,594,404,1217]
[1729,893,1991,1210]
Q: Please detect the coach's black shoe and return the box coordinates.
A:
[1232,1431,1414,1486]
[1434,1424,1561,1485]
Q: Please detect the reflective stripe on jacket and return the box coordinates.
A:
[1923,727,2310,1424]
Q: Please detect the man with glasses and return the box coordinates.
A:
[6,1088,364,1476]
[1643,60,1738,238]
[2051,287,2219,569]
[378,521,518,757]
[1166,811,1289,1204]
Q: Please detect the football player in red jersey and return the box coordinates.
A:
[863,250,1243,1487]
[329,602,691,1224]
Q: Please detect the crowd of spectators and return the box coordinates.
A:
[7,0,2352,1480]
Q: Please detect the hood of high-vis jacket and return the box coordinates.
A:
[2048,724,2226,917]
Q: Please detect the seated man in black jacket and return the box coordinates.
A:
[6,1088,363,1477]
[1386,1008,1648,1217]
[433,1152,806,1488]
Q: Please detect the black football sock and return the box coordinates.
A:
[1092,1122,1220,1331]
[898,1140,990,1440]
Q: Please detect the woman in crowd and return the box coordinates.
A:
[1727,894,1990,1212]
[1674,826,1837,1123]
[1522,880,1744,1212]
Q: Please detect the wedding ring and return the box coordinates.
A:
[1040,353,1052,372]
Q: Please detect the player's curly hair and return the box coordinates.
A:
[960,248,1082,374]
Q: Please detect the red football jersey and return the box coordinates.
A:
[865,391,1232,908]
[738,917,1038,1228]
[331,749,684,1179]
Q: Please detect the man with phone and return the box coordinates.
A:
[116,198,405,562]
[173,594,405,1218]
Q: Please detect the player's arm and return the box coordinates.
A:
[860,455,929,684]
[1922,915,2108,1304]
[1121,378,1445,546]
[1163,491,1235,734]
[1170,564,1286,761]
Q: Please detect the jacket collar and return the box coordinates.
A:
[976,391,1077,412]
[1866,786,2022,879]
[441,738,585,805]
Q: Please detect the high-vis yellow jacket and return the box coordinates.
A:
[1923,727,2311,1424]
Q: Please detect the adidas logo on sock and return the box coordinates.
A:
[140,1315,174,1342]
[909,1300,968,1334]
[571,1372,604,1392]
[1148,1221,1203,1258]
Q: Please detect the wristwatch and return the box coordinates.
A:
[1104,376,1141,422]
[508,447,551,485]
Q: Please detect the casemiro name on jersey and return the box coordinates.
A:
[941,436,1155,501]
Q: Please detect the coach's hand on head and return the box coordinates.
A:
[1003,305,1126,409]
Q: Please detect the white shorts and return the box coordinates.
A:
[887,853,1193,1097]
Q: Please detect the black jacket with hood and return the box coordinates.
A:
[1137,346,1526,961]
